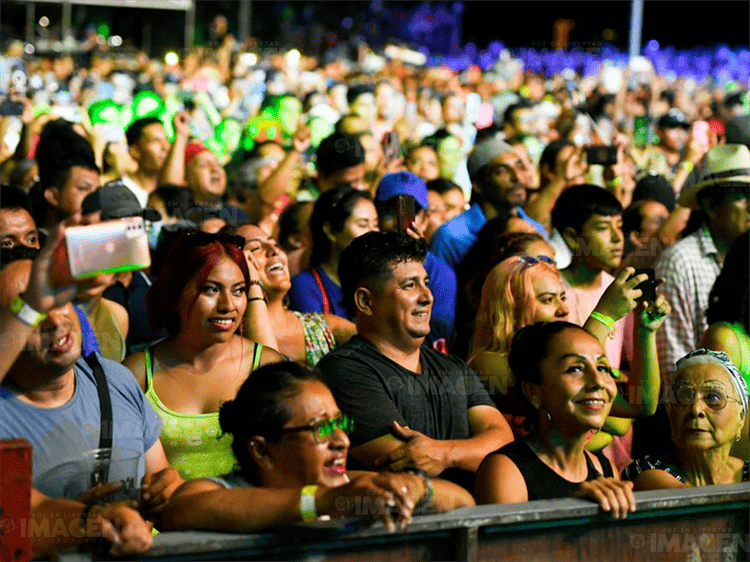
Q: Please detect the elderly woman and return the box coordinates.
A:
[475,322,636,519]
[623,349,749,489]
[163,362,475,533]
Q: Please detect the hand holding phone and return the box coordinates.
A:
[585,145,618,166]
[50,218,151,287]
[630,268,657,304]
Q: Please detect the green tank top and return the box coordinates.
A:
[144,343,263,480]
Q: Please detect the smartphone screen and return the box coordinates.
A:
[395,194,416,233]
[632,268,657,303]
[51,218,151,286]
[692,120,709,148]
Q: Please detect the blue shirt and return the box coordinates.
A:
[423,252,457,344]
[0,354,163,499]
[430,204,548,270]
[288,267,349,319]
[75,305,101,357]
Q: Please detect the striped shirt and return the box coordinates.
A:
[655,226,722,382]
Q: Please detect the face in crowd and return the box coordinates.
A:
[0,207,40,249]
[45,166,100,219]
[130,122,170,174]
[236,224,292,298]
[0,260,83,378]
[187,150,227,204]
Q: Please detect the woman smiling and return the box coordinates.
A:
[475,322,636,519]
[123,231,281,480]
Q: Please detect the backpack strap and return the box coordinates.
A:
[84,354,113,485]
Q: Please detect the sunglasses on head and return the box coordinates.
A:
[280,415,354,444]
[518,255,556,267]
[183,230,245,249]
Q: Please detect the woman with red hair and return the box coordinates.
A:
[124,231,281,480]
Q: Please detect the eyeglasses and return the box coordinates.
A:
[280,415,354,443]
[518,255,557,267]
[673,385,744,411]
[183,230,245,249]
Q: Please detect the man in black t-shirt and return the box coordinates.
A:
[317,232,512,484]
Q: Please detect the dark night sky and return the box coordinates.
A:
[459,1,750,50]
[2,1,748,55]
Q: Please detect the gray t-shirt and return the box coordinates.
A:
[0,354,163,498]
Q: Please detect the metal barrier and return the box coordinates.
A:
[60,483,749,561]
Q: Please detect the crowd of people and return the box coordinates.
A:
[0,24,749,558]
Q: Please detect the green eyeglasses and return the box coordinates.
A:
[280,415,354,443]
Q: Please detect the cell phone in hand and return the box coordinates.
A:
[631,268,657,304]
[395,194,416,234]
[585,145,618,166]
[50,218,151,287]
[692,120,709,148]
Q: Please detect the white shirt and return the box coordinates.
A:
[120,175,149,209]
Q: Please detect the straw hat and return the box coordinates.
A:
[678,144,750,209]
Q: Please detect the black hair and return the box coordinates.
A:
[334,113,365,134]
[632,173,676,212]
[315,132,365,178]
[426,177,461,195]
[421,129,453,152]
[339,231,427,318]
[462,228,545,308]
[502,99,533,128]
[551,184,623,235]
[218,361,322,485]
[309,186,373,267]
[0,185,34,216]
[724,91,746,109]
[696,182,749,212]
[507,321,588,428]
[346,84,374,106]
[659,90,675,106]
[338,231,427,316]
[7,159,37,193]
[539,139,572,174]
[125,117,163,146]
[35,119,98,192]
[622,200,648,240]
[278,200,313,253]
[707,230,749,334]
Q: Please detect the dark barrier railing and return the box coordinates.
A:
[59,483,749,562]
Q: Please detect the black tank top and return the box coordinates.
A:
[493,439,614,501]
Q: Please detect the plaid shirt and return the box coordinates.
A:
[655,226,722,381]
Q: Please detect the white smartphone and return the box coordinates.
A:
[51,218,151,286]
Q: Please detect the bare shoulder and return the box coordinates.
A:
[468,350,511,379]
[122,350,147,390]
[241,337,283,367]
[474,453,527,505]
[701,322,737,355]
[324,314,357,345]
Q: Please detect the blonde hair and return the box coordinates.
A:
[472,257,559,355]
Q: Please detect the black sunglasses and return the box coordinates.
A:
[183,230,245,249]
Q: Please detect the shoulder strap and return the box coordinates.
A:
[84,354,113,485]
[252,343,264,371]
[311,268,331,315]
[85,354,113,451]
[143,348,155,392]
[587,449,614,478]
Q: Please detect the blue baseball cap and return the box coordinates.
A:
[375,171,429,210]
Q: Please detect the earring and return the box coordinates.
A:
[546,411,552,423]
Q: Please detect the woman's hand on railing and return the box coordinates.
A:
[575,477,636,519]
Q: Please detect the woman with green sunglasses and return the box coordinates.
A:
[162,361,475,533]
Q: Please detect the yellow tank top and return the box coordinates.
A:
[143,343,263,480]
